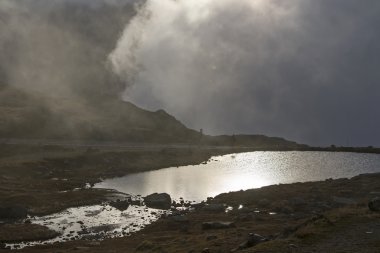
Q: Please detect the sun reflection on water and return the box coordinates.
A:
[96,151,380,202]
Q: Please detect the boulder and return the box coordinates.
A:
[368,197,380,212]
[109,200,130,211]
[202,221,235,230]
[144,193,172,210]
[0,206,28,220]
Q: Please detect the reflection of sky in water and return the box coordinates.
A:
[7,205,166,249]
[95,151,380,201]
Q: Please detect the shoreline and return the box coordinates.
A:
[1,144,380,252]
[4,172,379,253]
[0,144,258,216]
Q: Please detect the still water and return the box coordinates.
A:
[95,151,380,201]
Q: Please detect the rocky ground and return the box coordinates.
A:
[0,144,379,252]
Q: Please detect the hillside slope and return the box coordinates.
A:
[0,86,201,142]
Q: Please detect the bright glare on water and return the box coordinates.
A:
[95,151,380,201]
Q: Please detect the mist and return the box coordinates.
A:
[0,0,136,99]
[109,0,380,147]
[0,0,139,138]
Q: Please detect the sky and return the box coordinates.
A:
[110,0,380,146]
[1,0,379,147]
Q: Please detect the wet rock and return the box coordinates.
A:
[144,193,172,210]
[0,206,27,220]
[202,221,235,230]
[231,233,268,251]
[368,197,380,211]
[202,204,225,212]
[109,199,130,211]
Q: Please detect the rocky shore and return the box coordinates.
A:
[0,173,378,252]
[0,144,379,252]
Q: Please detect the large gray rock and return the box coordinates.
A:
[144,193,172,210]
[109,199,130,211]
[0,206,28,220]
[368,197,380,211]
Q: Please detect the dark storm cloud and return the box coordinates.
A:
[110,0,380,146]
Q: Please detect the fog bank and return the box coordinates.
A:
[110,0,380,146]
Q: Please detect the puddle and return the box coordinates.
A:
[6,204,168,250]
